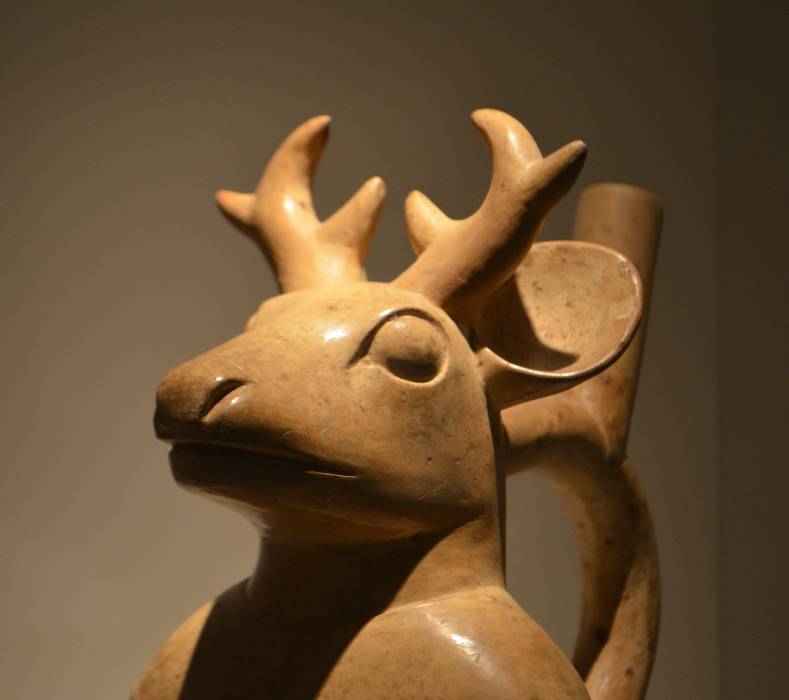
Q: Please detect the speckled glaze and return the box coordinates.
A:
[135,111,662,700]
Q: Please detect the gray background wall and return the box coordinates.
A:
[0,2,783,698]
[717,2,788,698]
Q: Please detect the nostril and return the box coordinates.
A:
[200,378,247,419]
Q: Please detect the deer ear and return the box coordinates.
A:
[474,241,643,409]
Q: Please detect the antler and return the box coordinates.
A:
[216,116,386,293]
[395,109,587,321]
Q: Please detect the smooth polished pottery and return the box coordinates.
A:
[135,110,662,700]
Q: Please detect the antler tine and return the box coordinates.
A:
[395,109,587,321]
[216,116,386,293]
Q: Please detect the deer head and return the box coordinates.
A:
[153,110,642,545]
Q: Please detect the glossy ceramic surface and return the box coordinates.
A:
[134,111,662,700]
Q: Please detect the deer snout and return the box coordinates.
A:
[154,361,248,442]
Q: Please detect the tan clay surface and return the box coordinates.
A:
[135,111,661,699]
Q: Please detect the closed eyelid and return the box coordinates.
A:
[347,308,445,367]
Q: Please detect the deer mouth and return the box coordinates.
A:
[167,441,358,484]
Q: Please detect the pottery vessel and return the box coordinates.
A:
[135,110,662,700]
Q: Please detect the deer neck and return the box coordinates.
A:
[244,512,503,622]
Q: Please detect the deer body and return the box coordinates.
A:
[136,586,590,699]
[136,111,660,700]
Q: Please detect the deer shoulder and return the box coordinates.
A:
[321,585,589,699]
[132,601,213,700]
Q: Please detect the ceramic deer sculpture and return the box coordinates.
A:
[136,109,662,700]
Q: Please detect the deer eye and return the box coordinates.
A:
[367,314,446,383]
